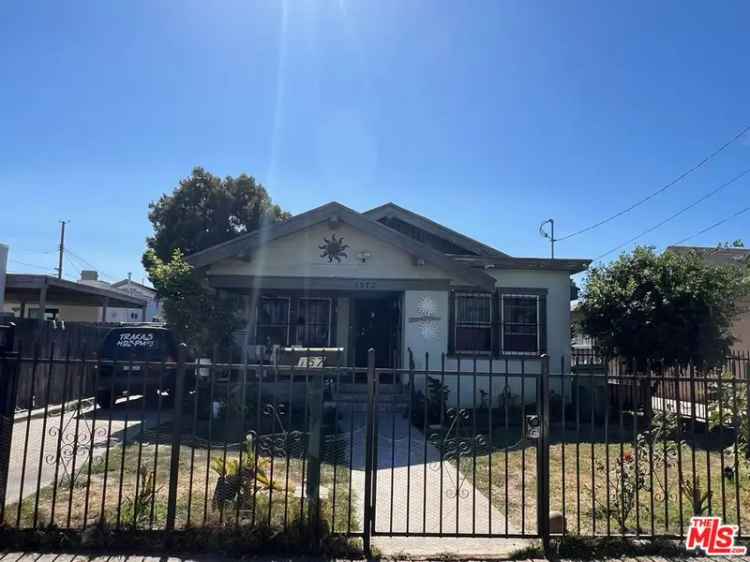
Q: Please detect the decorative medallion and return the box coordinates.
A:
[319,233,349,263]
[408,295,441,339]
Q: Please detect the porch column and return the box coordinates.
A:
[101,296,109,323]
[38,280,48,321]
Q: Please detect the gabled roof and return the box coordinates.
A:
[667,245,750,267]
[364,202,510,258]
[187,201,591,279]
[187,201,498,290]
[111,279,157,295]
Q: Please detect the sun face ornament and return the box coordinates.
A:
[412,296,441,340]
[319,233,349,263]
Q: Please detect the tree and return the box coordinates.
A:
[145,249,241,354]
[143,167,291,265]
[717,239,745,248]
[579,246,749,371]
[142,167,290,354]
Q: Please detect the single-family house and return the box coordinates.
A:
[188,202,589,392]
[78,271,161,322]
[107,278,161,322]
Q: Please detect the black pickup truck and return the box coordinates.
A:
[95,325,193,408]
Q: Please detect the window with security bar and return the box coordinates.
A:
[454,293,493,353]
[256,296,291,346]
[294,298,332,347]
[502,294,539,354]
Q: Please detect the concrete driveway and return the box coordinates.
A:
[4,395,171,509]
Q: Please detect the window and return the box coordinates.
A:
[454,293,493,353]
[502,295,539,354]
[294,298,332,347]
[256,296,334,348]
[256,297,291,346]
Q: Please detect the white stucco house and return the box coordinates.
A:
[187,202,589,398]
[107,278,162,323]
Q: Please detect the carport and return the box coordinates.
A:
[4,274,147,320]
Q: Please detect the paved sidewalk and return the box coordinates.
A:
[3,553,750,562]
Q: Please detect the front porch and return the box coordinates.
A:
[220,284,410,368]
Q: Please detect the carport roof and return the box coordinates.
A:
[5,274,147,308]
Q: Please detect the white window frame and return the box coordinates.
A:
[501,294,540,356]
[453,292,494,355]
[255,296,292,347]
[293,297,333,348]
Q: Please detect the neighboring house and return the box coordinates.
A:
[187,202,590,402]
[78,271,161,322]
[108,278,162,322]
[667,245,750,350]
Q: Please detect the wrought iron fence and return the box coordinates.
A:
[0,344,748,547]
[550,351,750,538]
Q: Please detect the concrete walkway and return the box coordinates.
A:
[338,411,525,557]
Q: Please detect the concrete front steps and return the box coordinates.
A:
[331,383,409,414]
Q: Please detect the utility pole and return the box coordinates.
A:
[56,220,67,279]
[539,218,556,259]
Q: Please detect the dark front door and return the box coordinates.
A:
[353,295,400,368]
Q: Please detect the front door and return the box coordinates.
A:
[353,295,400,368]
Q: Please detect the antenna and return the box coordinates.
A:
[539,218,556,259]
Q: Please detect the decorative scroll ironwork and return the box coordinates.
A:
[45,399,107,487]
[256,403,305,458]
[429,408,488,499]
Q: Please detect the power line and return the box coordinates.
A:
[8,259,54,272]
[9,248,56,255]
[557,124,750,242]
[62,251,97,281]
[593,167,750,261]
[63,248,118,281]
[670,205,750,247]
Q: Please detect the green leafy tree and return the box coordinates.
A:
[142,167,290,353]
[144,167,291,264]
[145,248,242,354]
[717,239,745,248]
[580,246,749,370]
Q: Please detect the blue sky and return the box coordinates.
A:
[1,0,749,284]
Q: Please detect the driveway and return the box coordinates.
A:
[4,395,170,509]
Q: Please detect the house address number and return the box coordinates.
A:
[354,280,377,289]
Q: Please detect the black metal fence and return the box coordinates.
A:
[0,345,748,547]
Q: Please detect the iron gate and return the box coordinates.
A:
[1,344,749,548]
[364,350,546,540]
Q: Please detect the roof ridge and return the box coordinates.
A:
[363,202,510,258]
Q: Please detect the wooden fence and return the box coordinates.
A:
[11,319,115,410]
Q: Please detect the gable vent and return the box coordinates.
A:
[377,216,479,256]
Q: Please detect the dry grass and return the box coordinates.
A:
[464,439,750,536]
[5,439,359,534]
